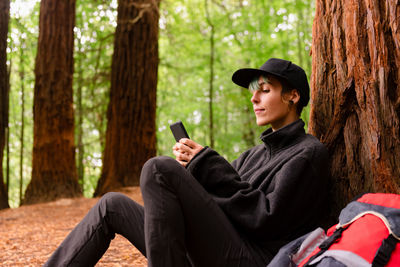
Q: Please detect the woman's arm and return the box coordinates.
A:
[186,145,329,241]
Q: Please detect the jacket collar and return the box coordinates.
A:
[260,119,306,154]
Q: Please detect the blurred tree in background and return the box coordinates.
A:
[3,0,314,207]
[23,0,82,204]
[0,0,10,209]
[94,0,160,196]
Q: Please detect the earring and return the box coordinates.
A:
[289,100,294,105]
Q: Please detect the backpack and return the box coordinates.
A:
[268,193,400,267]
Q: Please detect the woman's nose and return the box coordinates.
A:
[251,91,259,104]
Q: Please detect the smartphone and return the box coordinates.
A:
[170,121,190,142]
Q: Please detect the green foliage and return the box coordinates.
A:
[4,0,314,207]
[73,0,116,197]
[6,0,39,207]
[156,0,314,160]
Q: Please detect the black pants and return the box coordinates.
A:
[44,156,266,267]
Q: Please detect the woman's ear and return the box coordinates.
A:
[289,89,300,105]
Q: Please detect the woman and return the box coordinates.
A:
[44,58,329,267]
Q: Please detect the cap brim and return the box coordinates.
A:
[232,68,292,89]
[232,68,265,88]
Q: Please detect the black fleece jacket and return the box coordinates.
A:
[186,119,329,257]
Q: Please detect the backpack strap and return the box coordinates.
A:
[303,227,345,266]
[372,234,399,267]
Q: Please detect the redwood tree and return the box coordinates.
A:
[309,0,400,221]
[94,0,160,196]
[24,0,81,204]
[0,0,10,210]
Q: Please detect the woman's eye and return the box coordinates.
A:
[262,89,270,93]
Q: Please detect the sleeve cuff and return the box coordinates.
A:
[185,146,209,173]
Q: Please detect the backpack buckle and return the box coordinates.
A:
[319,227,344,250]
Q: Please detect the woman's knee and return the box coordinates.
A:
[98,192,130,213]
[140,156,181,189]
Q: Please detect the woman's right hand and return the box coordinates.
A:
[172,138,203,167]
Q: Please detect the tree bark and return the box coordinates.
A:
[0,0,10,210]
[94,0,159,196]
[24,0,81,204]
[309,0,400,222]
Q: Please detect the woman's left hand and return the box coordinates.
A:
[173,138,204,167]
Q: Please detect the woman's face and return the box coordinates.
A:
[250,75,297,130]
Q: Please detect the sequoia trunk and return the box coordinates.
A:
[0,0,10,210]
[94,0,159,196]
[309,0,400,222]
[24,0,81,204]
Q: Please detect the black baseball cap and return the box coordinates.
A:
[232,58,310,107]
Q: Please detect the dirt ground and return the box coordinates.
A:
[0,187,147,266]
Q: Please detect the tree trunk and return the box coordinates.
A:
[76,21,84,192]
[205,0,215,148]
[24,0,81,204]
[0,0,10,210]
[309,0,400,223]
[19,37,25,205]
[94,0,159,196]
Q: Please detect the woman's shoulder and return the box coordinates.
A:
[296,133,328,158]
[296,134,328,155]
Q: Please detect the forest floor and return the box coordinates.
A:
[0,187,147,266]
